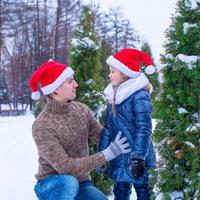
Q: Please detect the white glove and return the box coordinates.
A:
[102,131,131,161]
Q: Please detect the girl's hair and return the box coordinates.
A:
[112,86,118,113]
[145,83,153,94]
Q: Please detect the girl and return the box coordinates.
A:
[98,48,156,200]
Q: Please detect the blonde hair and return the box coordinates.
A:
[145,83,153,94]
[112,86,118,113]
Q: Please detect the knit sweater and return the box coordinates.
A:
[32,97,106,182]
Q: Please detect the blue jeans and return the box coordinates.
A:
[34,174,108,200]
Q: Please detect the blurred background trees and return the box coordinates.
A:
[0,0,157,113]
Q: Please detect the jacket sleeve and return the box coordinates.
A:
[131,94,152,160]
[32,122,106,179]
[98,105,112,151]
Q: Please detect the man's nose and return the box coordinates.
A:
[74,80,78,87]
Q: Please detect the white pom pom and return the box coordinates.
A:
[48,58,53,62]
[31,91,41,100]
[145,65,156,74]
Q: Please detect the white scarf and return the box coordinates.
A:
[104,73,149,105]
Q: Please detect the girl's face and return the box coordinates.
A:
[108,66,128,86]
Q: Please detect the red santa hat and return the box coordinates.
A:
[29,61,74,100]
[106,48,156,78]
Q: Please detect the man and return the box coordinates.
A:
[29,61,131,200]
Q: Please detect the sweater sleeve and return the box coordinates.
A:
[131,94,153,160]
[32,122,105,179]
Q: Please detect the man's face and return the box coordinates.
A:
[56,77,78,102]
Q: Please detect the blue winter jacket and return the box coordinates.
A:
[98,89,156,184]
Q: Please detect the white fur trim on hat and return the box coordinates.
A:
[31,91,41,100]
[41,67,74,95]
[145,65,156,74]
[106,56,140,78]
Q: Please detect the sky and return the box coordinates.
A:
[86,0,177,65]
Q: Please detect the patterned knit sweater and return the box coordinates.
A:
[32,97,106,182]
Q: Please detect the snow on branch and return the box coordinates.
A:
[183,22,197,34]
[72,37,99,49]
[176,54,199,69]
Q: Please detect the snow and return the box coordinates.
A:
[193,189,199,200]
[72,37,99,49]
[155,193,164,200]
[186,124,198,132]
[185,141,195,148]
[1,104,12,110]
[178,107,188,114]
[185,0,199,10]
[195,123,200,128]
[0,114,38,200]
[169,191,184,200]
[166,54,174,60]
[192,112,200,123]
[176,54,199,69]
[183,22,197,34]
[0,113,156,199]
[85,79,94,85]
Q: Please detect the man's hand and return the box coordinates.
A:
[102,131,131,161]
[129,158,145,179]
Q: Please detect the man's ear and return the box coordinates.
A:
[54,88,59,95]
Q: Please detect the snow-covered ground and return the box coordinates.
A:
[0,113,38,200]
[0,113,157,199]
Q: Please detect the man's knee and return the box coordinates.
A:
[57,175,79,189]
[34,174,79,200]
[55,175,79,199]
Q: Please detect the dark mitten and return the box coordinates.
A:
[129,158,145,179]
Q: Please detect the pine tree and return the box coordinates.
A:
[100,39,113,87]
[70,5,113,195]
[141,41,160,104]
[154,0,200,199]
[71,5,104,113]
